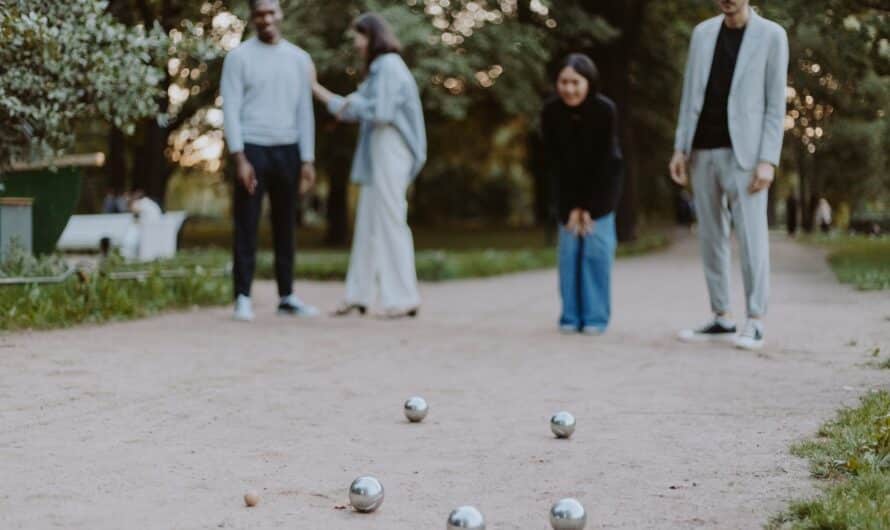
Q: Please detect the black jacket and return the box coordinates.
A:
[540,93,623,224]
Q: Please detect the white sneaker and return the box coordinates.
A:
[559,324,578,335]
[278,294,320,317]
[677,316,737,343]
[233,294,255,322]
[734,320,765,351]
[581,326,605,336]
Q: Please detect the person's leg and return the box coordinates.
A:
[233,145,267,299]
[343,184,377,308]
[690,149,732,316]
[723,151,770,320]
[371,127,421,312]
[266,145,297,298]
[580,213,617,333]
[557,226,581,331]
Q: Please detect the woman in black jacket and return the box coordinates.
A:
[541,53,623,335]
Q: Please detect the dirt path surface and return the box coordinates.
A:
[2,233,888,529]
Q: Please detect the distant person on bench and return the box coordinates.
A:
[120,189,163,260]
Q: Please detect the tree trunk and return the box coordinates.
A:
[323,138,352,246]
[106,127,127,194]
[587,0,650,243]
[797,145,814,233]
[527,129,549,226]
[325,169,349,246]
[141,120,171,206]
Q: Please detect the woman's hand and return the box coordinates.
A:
[566,209,582,236]
[580,210,595,236]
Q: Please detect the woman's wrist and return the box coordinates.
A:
[312,83,336,104]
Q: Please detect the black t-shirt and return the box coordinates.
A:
[692,23,746,149]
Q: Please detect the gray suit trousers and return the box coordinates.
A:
[691,148,769,318]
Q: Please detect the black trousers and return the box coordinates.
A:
[233,143,300,298]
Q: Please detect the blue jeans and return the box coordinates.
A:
[558,213,616,332]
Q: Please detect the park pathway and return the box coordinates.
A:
[1,233,888,529]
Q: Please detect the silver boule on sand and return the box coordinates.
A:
[348,476,384,513]
[446,505,486,529]
[550,411,576,439]
[550,498,586,529]
[404,396,429,423]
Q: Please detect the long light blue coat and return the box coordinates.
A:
[328,53,427,184]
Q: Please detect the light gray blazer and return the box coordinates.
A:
[674,9,789,170]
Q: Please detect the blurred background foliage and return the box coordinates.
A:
[5,0,888,247]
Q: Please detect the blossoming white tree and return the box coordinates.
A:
[0,0,167,167]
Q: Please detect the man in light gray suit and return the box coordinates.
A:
[670,0,789,351]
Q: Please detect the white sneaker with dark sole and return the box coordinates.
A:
[233,295,255,322]
[734,320,765,351]
[277,295,320,318]
[677,318,737,343]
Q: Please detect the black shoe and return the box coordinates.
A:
[277,295,320,317]
[677,318,737,343]
[381,307,419,320]
[332,303,368,317]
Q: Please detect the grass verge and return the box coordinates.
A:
[768,390,890,529]
[1,229,670,332]
[805,234,890,291]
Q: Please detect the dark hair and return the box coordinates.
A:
[555,53,600,94]
[248,0,278,12]
[353,13,402,71]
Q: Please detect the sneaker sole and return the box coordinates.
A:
[677,332,737,344]
[277,309,320,318]
[734,340,765,351]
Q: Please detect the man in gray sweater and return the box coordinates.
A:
[221,0,318,321]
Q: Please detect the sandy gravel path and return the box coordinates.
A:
[1,233,887,529]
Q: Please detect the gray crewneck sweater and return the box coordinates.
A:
[221,37,315,162]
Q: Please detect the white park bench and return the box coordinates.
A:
[57,211,188,261]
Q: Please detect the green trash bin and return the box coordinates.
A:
[0,153,104,255]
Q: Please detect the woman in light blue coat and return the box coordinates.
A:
[313,13,427,319]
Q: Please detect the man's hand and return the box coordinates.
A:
[300,162,316,195]
[234,152,257,195]
[669,150,689,187]
[749,162,775,194]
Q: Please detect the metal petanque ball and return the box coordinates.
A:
[550,498,587,529]
[446,505,486,529]
[404,396,429,423]
[348,476,384,513]
[550,411,576,439]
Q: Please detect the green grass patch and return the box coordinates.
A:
[252,229,667,282]
[806,234,890,291]
[768,391,890,529]
[1,229,670,332]
[1,250,232,332]
[181,219,672,253]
